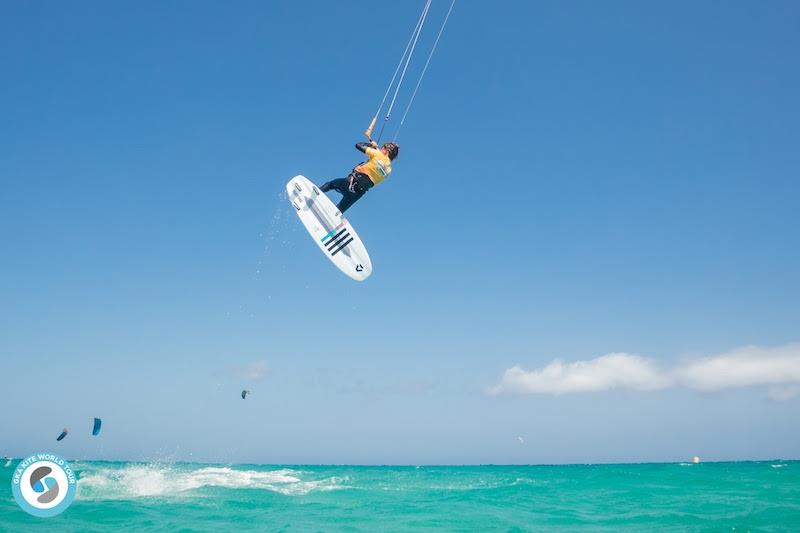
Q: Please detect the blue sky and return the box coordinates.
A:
[1,0,799,464]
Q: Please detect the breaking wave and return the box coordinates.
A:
[77,464,348,500]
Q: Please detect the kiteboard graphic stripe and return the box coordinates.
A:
[330,237,354,256]
[320,223,346,243]
[323,228,347,245]
[326,231,351,250]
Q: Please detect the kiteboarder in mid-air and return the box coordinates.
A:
[284,1,454,281]
[320,139,399,213]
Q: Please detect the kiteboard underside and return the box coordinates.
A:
[286,175,372,281]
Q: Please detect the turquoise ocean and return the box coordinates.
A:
[1,460,798,531]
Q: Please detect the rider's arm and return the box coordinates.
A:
[355,141,378,153]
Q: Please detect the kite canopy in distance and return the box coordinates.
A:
[241,390,250,399]
[56,428,69,441]
[92,418,102,436]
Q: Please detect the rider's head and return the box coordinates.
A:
[381,142,399,161]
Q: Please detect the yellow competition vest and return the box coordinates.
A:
[355,147,392,185]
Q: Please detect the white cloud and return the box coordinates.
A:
[678,344,800,391]
[489,343,800,399]
[232,360,269,382]
[487,353,671,395]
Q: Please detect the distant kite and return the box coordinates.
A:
[56,428,69,442]
[518,436,525,445]
[92,418,102,436]
[241,390,251,399]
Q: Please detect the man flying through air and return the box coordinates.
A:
[320,139,399,213]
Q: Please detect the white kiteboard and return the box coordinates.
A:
[286,175,372,281]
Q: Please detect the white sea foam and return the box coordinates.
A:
[770,464,787,468]
[77,464,347,500]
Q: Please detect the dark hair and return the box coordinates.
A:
[382,142,399,161]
